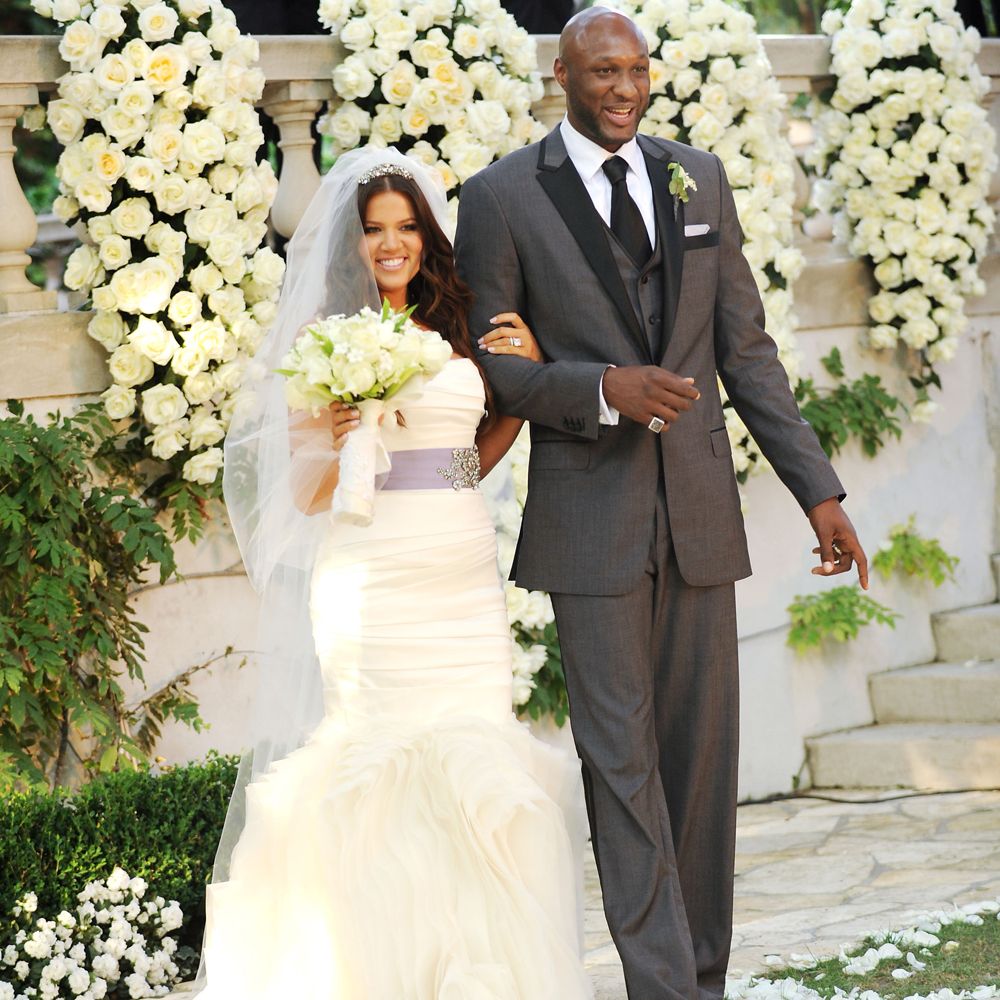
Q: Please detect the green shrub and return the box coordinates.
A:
[0,753,237,961]
[787,585,899,653]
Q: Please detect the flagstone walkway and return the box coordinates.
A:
[585,790,1000,999]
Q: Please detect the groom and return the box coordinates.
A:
[456,8,867,1000]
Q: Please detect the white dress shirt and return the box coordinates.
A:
[559,118,658,425]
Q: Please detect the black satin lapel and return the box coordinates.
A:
[536,161,650,361]
[646,152,685,361]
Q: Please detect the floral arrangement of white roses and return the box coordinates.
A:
[600,0,805,481]
[0,869,186,1000]
[35,0,283,497]
[809,0,996,417]
[485,429,568,724]
[316,0,547,224]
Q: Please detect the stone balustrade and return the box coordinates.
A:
[3,35,1000,335]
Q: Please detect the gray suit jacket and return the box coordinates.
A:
[455,128,844,596]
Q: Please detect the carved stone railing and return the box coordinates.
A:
[2,33,999,399]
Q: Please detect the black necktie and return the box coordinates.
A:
[602,155,652,266]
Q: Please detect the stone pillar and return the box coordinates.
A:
[261,80,332,239]
[0,84,57,313]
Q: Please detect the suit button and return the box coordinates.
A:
[640,275,649,285]
[649,314,659,324]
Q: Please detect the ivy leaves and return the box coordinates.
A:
[795,348,904,459]
[0,402,190,790]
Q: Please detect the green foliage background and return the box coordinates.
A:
[0,754,238,968]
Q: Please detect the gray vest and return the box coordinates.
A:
[606,231,665,359]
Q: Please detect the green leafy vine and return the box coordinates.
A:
[787,585,899,654]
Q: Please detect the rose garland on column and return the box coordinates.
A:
[35,0,282,532]
[809,0,996,418]
[601,0,805,481]
[316,0,547,225]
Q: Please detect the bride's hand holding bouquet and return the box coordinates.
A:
[279,300,452,525]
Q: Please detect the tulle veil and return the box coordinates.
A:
[191,146,454,991]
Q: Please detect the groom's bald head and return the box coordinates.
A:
[555,9,650,152]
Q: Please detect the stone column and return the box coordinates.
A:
[0,84,57,313]
[261,80,332,239]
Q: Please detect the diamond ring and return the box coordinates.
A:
[648,416,665,433]
[510,337,522,347]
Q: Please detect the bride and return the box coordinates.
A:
[196,147,594,999]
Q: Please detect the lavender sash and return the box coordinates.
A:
[378,447,480,491]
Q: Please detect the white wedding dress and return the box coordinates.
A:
[200,358,593,999]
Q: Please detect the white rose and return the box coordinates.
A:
[181,120,226,166]
[109,256,176,314]
[121,154,160,191]
[183,371,216,404]
[64,245,103,291]
[147,418,190,459]
[52,0,81,19]
[92,284,117,311]
[189,262,223,295]
[91,4,127,38]
[141,383,188,425]
[109,343,155,387]
[150,174,189,215]
[187,318,236,361]
[138,2,179,42]
[180,29,212,67]
[339,15,374,50]
[111,197,154,239]
[178,0,210,19]
[47,100,86,144]
[411,79,450,125]
[95,52,135,92]
[207,285,245,322]
[98,234,133,270]
[182,446,223,484]
[168,290,203,327]
[672,67,702,102]
[372,10,417,52]
[381,60,419,106]
[467,100,510,144]
[53,194,80,222]
[188,408,225,448]
[223,139,256,168]
[88,310,128,350]
[171,343,209,376]
[332,53,376,101]
[453,22,487,59]
[99,106,146,147]
[144,45,190,93]
[130,316,179,366]
[207,19,240,53]
[59,20,102,70]
[102,383,137,419]
[250,246,284,287]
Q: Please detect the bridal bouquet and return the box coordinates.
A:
[279,302,452,524]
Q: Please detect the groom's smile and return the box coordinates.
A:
[553,8,651,153]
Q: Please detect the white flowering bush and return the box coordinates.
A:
[35,0,283,509]
[601,0,804,480]
[485,429,567,724]
[0,869,186,1000]
[809,0,997,411]
[317,0,546,224]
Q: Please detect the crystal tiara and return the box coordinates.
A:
[357,162,415,185]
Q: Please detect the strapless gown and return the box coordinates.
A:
[200,358,593,999]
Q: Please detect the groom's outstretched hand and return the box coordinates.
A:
[807,498,869,590]
[602,366,700,429]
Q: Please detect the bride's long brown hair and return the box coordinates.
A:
[357,172,495,424]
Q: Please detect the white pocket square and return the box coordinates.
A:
[684,223,710,237]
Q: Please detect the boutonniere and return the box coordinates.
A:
[668,162,697,214]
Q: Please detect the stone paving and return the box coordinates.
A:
[585,790,1000,999]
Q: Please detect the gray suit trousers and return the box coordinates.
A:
[551,490,738,1000]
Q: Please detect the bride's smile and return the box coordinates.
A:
[362,190,424,310]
